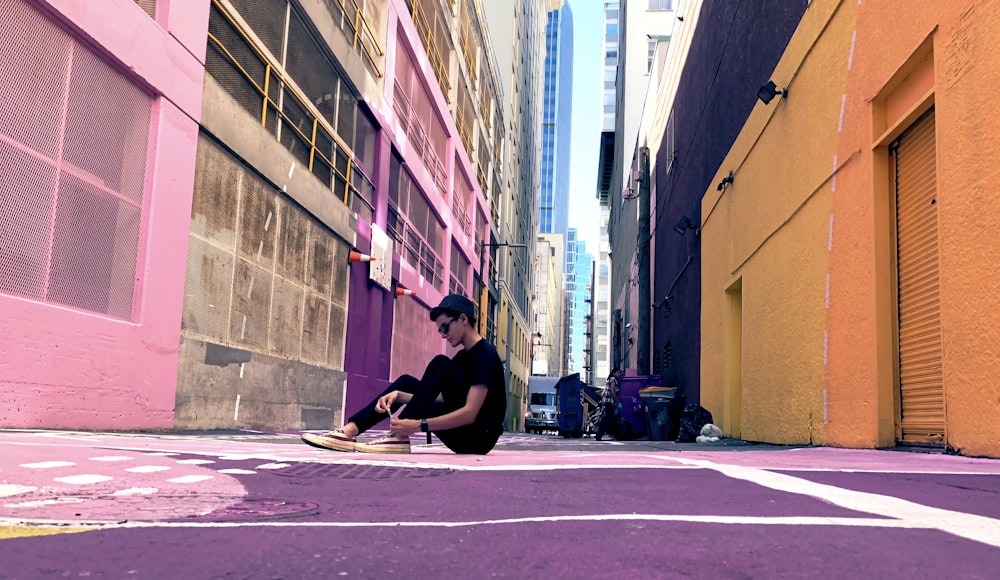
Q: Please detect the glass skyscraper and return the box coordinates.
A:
[540,1,573,235]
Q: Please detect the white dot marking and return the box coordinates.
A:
[21,461,75,469]
[218,469,256,475]
[256,463,290,470]
[54,474,113,485]
[0,484,38,497]
[126,466,172,473]
[167,475,215,484]
[113,488,160,496]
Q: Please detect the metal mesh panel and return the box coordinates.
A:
[230,259,273,349]
[182,236,234,339]
[328,302,346,366]
[390,296,437,380]
[186,135,349,370]
[236,173,277,270]
[269,276,304,357]
[276,204,308,283]
[207,7,266,122]
[0,141,56,300]
[285,10,338,128]
[308,229,334,298]
[63,47,151,205]
[0,0,150,320]
[190,138,239,247]
[229,0,288,58]
[49,172,141,319]
[134,0,156,18]
[302,292,330,364]
[330,240,348,305]
[0,3,67,157]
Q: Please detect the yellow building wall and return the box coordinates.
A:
[702,0,855,445]
[704,0,1000,457]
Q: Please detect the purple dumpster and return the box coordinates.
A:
[616,375,662,438]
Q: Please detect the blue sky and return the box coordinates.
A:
[564,0,602,253]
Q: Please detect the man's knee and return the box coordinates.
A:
[428,354,451,367]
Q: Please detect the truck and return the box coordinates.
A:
[525,376,560,434]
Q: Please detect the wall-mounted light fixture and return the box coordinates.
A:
[757,80,787,105]
[673,216,695,235]
[716,170,734,192]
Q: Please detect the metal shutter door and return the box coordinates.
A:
[894,110,945,444]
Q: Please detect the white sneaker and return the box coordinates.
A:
[301,428,356,452]
[354,433,412,454]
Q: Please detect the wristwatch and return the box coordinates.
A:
[420,418,429,432]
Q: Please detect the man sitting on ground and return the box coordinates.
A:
[302,293,507,455]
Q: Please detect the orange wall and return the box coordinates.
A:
[830,0,1000,457]
[702,0,1000,456]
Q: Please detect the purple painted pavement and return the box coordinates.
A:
[774,471,1000,520]
[4,430,1000,578]
[191,457,879,522]
[2,522,1000,578]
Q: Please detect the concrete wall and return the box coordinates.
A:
[0,0,206,429]
[701,0,1000,458]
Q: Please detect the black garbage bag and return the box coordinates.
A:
[677,404,714,443]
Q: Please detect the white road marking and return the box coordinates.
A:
[20,461,75,469]
[112,488,159,496]
[145,452,179,457]
[166,475,214,484]
[89,456,133,462]
[218,469,256,475]
[53,475,113,485]
[672,457,1000,548]
[0,514,939,530]
[5,498,84,509]
[256,463,290,470]
[176,459,215,465]
[125,466,171,473]
[0,484,37,497]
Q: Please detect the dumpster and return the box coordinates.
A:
[638,387,677,441]
[618,376,662,438]
[555,373,600,437]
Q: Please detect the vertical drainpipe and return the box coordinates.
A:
[637,146,651,376]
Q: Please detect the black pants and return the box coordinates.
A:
[347,355,501,455]
[595,402,617,440]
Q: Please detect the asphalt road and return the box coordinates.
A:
[2,430,1000,578]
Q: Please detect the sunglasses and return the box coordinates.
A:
[437,317,458,335]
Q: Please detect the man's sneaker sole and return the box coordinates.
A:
[301,432,356,452]
[354,439,411,454]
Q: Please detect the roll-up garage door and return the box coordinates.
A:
[893,109,945,445]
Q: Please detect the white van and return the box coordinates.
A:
[525,376,559,434]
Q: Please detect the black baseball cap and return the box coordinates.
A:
[429,293,477,321]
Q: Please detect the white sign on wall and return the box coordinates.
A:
[369,224,392,290]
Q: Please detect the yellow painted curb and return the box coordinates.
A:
[0,526,91,540]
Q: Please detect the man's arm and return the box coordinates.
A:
[389,386,487,436]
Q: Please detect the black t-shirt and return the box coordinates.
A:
[452,339,507,431]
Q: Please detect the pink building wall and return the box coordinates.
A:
[377,0,492,377]
[0,0,207,429]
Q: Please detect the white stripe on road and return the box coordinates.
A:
[0,514,933,530]
[671,457,1000,548]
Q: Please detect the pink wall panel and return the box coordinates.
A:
[0,0,206,428]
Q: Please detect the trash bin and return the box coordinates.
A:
[639,387,676,441]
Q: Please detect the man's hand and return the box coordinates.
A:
[376,391,399,413]
[389,417,420,437]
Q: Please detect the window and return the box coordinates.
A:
[648,0,673,9]
[648,40,657,74]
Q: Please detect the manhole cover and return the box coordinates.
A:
[194,498,320,521]
[276,463,454,480]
